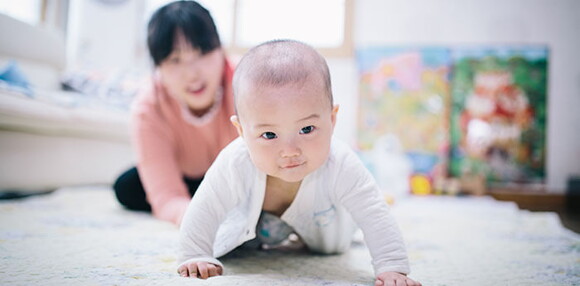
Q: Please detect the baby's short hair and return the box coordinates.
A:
[233,39,333,111]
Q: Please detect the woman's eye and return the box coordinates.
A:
[261,132,277,140]
[166,56,180,64]
[300,126,315,134]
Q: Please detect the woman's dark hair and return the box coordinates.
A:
[147,1,221,66]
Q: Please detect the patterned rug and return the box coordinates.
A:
[0,187,578,285]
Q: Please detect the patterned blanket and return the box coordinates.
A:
[1,187,578,285]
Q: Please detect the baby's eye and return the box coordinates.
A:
[300,126,315,134]
[261,132,277,140]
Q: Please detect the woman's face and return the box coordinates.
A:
[158,32,224,115]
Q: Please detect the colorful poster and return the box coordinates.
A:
[449,47,548,185]
[356,47,451,194]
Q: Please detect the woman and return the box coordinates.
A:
[113,1,238,225]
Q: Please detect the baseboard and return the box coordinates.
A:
[488,189,566,212]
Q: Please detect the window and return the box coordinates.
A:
[232,0,352,57]
[0,0,42,26]
[145,0,353,57]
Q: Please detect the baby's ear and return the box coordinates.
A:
[230,115,244,137]
[331,104,339,129]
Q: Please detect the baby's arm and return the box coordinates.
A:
[338,171,410,274]
[177,158,239,277]
[178,261,223,279]
[375,272,421,286]
[333,146,416,279]
[178,178,233,277]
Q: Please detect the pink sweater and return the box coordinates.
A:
[130,61,238,225]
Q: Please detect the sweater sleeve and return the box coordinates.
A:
[334,147,410,276]
[131,92,191,225]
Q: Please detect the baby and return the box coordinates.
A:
[177,39,421,286]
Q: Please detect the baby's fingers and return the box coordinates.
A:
[197,264,209,279]
[375,278,421,286]
[190,264,201,278]
[178,262,223,279]
[197,262,223,279]
[207,263,223,277]
[177,263,197,277]
[374,279,393,286]
[178,266,188,277]
[375,278,422,286]
[188,263,202,278]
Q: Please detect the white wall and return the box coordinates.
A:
[67,0,144,69]
[348,0,580,192]
[327,58,358,147]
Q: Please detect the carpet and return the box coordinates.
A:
[0,186,578,285]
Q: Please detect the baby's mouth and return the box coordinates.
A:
[282,162,305,169]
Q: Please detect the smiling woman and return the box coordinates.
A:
[112,1,239,225]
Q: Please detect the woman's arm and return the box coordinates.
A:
[131,95,191,225]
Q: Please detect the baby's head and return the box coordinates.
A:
[231,40,339,183]
[233,39,333,111]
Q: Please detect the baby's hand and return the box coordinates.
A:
[375,271,421,286]
[178,261,223,279]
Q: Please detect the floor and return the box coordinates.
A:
[2,189,578,233]
[1,187,578,285]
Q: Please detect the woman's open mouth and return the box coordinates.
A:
[187,85,206,96]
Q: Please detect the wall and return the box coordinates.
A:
[65,0,580,193]
[66,0,144,69]
[348,0,580,192]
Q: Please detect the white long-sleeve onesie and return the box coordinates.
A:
[178,137,410,276]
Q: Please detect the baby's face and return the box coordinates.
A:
[233,80,338,183]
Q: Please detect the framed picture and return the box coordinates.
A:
[356,45,548,194]
[449,46,548,186]
[356,47,451,194]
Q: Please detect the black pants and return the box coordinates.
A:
[113,167,203,212]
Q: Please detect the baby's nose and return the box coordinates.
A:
[280,139,300,158]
